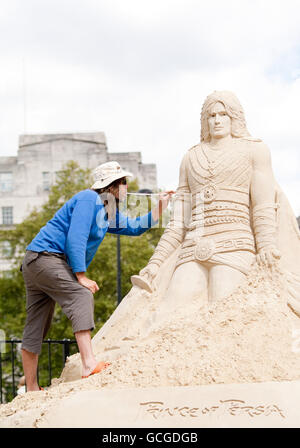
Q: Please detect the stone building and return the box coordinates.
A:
[0,132,157,273]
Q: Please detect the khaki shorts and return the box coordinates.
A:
[21,251,95,354]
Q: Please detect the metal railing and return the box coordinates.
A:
[0,338,78,403]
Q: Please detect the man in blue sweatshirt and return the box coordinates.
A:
[21,161,173,391]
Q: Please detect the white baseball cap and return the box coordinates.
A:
[91,161,133,189]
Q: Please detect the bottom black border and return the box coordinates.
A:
[0,427,292,445]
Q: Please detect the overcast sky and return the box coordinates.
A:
[0,0,299,215]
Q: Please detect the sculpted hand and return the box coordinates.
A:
[256,246,281,267]
[75,273,100,294]
[139,263,159,282]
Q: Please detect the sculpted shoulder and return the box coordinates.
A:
[187,143,201,152]
[185,143,201,160]
[179,143,200,166]
[247,139,270,154]
[246,140,272,166]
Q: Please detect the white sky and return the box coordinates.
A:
[0,0,299,215]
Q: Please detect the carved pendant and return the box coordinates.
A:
[201,184,217,203]
[194,237,215,261]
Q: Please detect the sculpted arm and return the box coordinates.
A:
[139,153,191,282]
[250,142,281,266]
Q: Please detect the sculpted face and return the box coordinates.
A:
[208,102,232,140]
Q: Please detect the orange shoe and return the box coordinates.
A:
[39,386,44,391]
[82,361,110,379]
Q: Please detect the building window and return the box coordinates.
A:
[55,171,63,183]
[0,172,13,192]
[0,241,12,258]
[2,207,13,225]
[1,270,13,279]
[42,172,51,191]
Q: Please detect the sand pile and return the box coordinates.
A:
[1,262,300,427]
[80,263,300,388]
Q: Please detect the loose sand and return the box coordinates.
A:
[1,262,300,427]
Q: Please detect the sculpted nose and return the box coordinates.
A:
[215,114,221,123]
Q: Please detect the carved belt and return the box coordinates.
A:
[177,236,255,266]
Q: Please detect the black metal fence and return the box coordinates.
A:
[0,338,78,404]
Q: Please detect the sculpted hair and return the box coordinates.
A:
[200,91,251,142]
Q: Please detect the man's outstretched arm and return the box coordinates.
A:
[139,152,191,282]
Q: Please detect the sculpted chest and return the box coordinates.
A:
[186,142,252,193]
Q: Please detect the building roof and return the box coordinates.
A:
[19,132,107,148]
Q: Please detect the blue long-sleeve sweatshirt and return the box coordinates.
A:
[27,189,157,273]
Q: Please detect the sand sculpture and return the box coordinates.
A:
[57,90,300,385]
[1,91,300,428]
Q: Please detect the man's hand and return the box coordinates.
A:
[152,191,175,222]
[75,272,99,294]
[159,191,176,211]
[256,246,281,267]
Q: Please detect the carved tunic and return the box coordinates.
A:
[176,140,256,268]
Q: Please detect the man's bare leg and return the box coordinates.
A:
[75,329,99,377]
[21,348,39,391]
